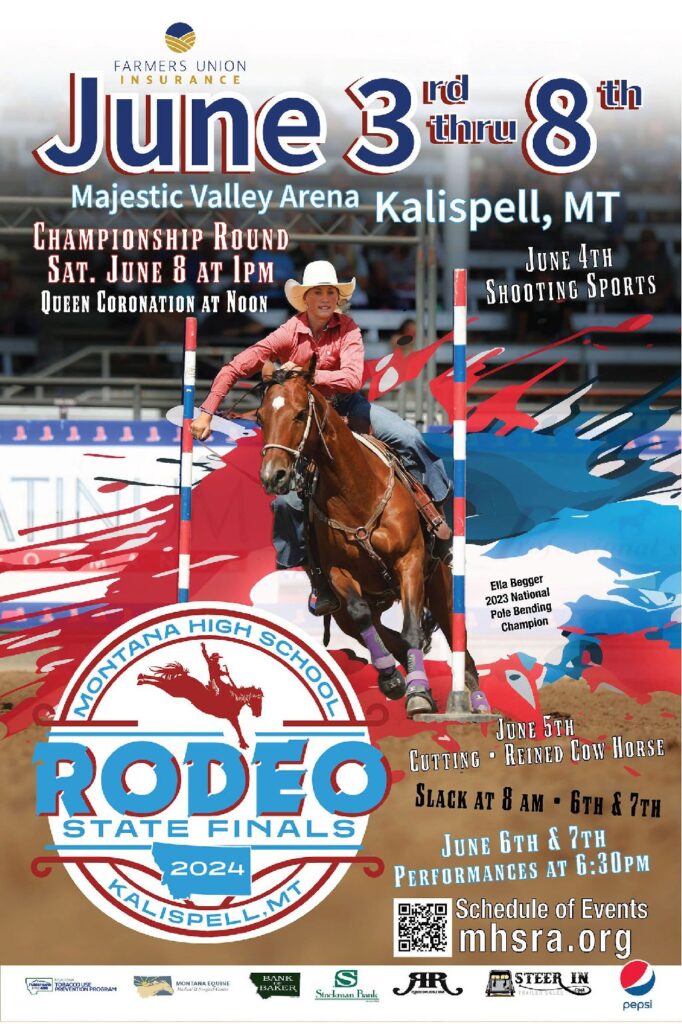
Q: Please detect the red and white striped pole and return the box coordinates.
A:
[415,271,495,722]
[178,317,196,603]
[451,270,468,699]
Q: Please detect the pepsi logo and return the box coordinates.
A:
[620,960,656,996]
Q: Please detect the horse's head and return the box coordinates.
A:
[258,355,318,495]
[248,687,263,718]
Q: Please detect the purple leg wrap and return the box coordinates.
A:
[406,648,429,691]
[361,626,396,673]
[470,688,491,712]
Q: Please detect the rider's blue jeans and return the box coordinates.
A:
[272,393,450,570]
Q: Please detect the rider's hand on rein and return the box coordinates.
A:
[190,411,213,441]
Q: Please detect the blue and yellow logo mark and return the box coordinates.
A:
[165,22,195,52]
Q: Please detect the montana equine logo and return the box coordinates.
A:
[165,22,195,52]
[134,976,174,997]
[393,971,463,996]
[33,604,387,942]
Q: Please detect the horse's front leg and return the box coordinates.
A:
[329,567,406,700]
[396,551,437,717]
[231,714,248,750]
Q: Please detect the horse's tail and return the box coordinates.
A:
[421,606,436,655]
[322,614,331,648]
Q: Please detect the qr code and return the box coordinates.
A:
[393,898,452,957]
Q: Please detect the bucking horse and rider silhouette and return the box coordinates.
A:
[137,641,263,749]
[191,260,491,719]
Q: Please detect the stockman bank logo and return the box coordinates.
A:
[165,22,196,52]
[620,960,656,996]
[31,603,388,942]
[316,970,379,1002]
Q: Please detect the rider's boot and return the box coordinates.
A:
[306,567,340,616]
[419,498,452,565]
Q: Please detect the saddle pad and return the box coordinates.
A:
[353,431,424,500]
[352,431,395,469]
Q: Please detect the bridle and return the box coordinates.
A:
[260,386,333,471]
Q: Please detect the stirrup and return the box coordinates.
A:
[307,571,340,616]
[432,534,453,566]
[308,587,340,617]
[417,496,452,541]
[428,507,452,540]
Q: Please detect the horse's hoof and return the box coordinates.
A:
[405,688,437,718]
[469,689,491,714]
[378,668,406,701]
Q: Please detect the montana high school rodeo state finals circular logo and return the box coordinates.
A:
[32,604,388,942]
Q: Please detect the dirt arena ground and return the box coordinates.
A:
[0,670,678,965]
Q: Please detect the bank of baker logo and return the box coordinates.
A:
[165,22,195,52]
[32,603,388,942]
[620,961,656,996]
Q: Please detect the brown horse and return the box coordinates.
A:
[257,357,487,717]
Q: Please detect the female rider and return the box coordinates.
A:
[190,260,450,615]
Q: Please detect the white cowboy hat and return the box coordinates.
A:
[284,260,355,313]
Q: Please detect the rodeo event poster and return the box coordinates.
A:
[0,1,679,1022]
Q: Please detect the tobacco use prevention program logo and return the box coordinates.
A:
[32,603,388,942]
[165,22,196,52]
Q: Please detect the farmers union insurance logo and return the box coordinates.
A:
[165,22,196,52]
[32,603,388,941]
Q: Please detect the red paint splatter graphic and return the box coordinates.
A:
[581,630,680,701]
[97,481,129,493]
[0,437,274,737]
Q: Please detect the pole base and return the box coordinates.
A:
[413,689,500,723]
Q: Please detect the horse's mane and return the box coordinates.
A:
[262,367,308,389]
[230,685,263,703]
[149,660,186,676]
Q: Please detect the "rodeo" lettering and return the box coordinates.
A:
[33,739,388,817]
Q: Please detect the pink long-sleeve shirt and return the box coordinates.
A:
[201,312,364,415]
